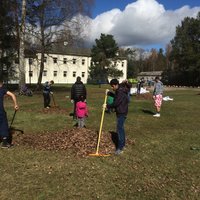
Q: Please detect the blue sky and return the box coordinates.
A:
[93,0,200,18]
[83,0,200,50]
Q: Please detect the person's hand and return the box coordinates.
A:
[50,92,53,95]
[106,89,109,95]
[15,104,19,110]
[102,103,107,109]
[152,96,155,100]
[71,99,74,103]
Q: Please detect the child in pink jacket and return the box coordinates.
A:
[76,95,88,128]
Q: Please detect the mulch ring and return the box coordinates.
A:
[13,128,135,157]
[135,93,153,100]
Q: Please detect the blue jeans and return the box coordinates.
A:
[117,115,126,150]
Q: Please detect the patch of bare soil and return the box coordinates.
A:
[24,107,69,115]
[14,128,135,157]
[135,93,153,100]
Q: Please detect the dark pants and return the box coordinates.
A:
[43,93,51,108]
[116,115,126,150]
[0,111,9,138]
[73,100,79,119]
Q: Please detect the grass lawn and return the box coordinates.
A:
[0,85,200,200]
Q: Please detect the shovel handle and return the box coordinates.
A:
[10,109,17,128]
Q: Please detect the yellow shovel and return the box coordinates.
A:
[89,89,110,157]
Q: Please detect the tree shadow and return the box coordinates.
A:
[141,109,155,115]
[109,131,118,149]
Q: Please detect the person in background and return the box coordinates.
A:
[136,77,144,94]
[0,79,19,148]
[121,79,132,102]
[153,76,164,117]
[71,76,87,119]
[105,79,129,155]
[43,80,54,109]
[76,95,88,128]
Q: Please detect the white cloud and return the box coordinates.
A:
[83,0,200,49]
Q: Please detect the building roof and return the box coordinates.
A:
[138,71,163,76]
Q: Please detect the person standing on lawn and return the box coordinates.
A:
[43,80,54,109]
[76,95,88,128]
[71,76,87,119]
[152,76,164,117]
[105,79,129,155]
[0,79,19,148]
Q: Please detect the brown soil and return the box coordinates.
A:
[135,93,153,100]
[13,128,135,157]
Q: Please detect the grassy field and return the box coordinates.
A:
[0,85,200,200]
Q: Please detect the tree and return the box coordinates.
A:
[25,0,93,88]
[18,0,26,88]
[89,33,123,83]
[0,0,17,81]
[169,12,200,86]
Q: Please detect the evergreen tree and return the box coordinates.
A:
[0,0,17,81]
[170,12,200,86]
[89,33,123,83]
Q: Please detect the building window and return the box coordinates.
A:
[63,58,67,64]
[29,71,33,77]
[53,71,57,77]
[73,59,76,64]
[122,62,124,67]
[53,57,57,63]
[73,71,76,77]
[44,57,47,63]
[82,72,85,78]
[82,59,85,65]
[43,70,47,76]
[63,71,67,77]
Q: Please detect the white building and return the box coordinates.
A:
[25,49,127,84]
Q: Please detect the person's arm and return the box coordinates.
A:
[6,91,19,110]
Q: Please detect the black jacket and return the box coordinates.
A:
[71,81,87,101]
[108,86,129,116]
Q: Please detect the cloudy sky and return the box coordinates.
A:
[83,0,200,50]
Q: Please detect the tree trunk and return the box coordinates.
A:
[36,11,45,90]
[18,0,26,89]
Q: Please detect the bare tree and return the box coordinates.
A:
[18,0,26,88]
[25,0,94,89]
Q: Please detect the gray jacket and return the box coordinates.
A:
[153,81,163,95]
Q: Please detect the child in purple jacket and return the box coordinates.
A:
[76,95,88,128]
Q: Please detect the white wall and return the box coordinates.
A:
[25,53,127,84]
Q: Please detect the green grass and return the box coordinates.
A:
[0,85,200,200]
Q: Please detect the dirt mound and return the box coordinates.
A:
[14,128,135,157]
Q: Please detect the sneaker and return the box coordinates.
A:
[115,149,124,155]
[1,142,11,148]
[153,113,160,117]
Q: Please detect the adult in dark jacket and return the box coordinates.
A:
[106,79,129,155]
[71,76,87,119]
[43,80,54,109]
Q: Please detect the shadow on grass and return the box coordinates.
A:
[141,109,155,115]
[109,131,118,149]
